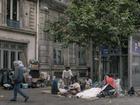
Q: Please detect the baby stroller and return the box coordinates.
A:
[97,84,117,98]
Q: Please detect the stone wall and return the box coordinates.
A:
[38,9,49,70]
[38,0,89,77]
[20,0,37,31]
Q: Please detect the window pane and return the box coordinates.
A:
[11,51,15,69]
[53,48,63,65]
[7,0,10,19]
[3,51,8,68]
[53,49,57,64]
[13,0,17,20]
[79,48,86,65]
[18,52,21,60]
[58,50,61,64]
[0,50,2,68]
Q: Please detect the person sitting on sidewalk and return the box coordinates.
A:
[68,79,81,95]
[58,79,81,97]
[102,74,116,96]
[85,77,92,89]
[128,87,135,96]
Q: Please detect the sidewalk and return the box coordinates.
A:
[1,87,140,105]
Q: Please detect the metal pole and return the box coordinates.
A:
[36,0,39,60]
[128,36,133,88]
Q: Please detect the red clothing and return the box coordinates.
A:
[104,76,116,88]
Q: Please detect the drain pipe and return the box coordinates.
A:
[36,0,39,60]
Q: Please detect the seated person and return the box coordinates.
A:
[114,75,123,96]
[128,87,135,96]
[102,74,116,95]
[85,77,92,89]
[58,79,81,96]
[68,80,81,95]
[104,74,116,88]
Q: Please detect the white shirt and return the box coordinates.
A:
[85,79,92,86]
[70,82,81,92]
[62,69,73,79]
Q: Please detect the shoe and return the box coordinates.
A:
[24,97,29,102]
[10,99,16,101]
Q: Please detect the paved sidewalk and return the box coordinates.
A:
[0,87,140,105]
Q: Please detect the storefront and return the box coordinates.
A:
[0,40,27,70]
[0,29,36,69]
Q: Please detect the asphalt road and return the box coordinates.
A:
[0,87,140,105]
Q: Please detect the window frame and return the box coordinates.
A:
[7,0,20,21]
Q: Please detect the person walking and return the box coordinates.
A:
[10,60,29,102]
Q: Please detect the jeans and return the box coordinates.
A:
[12,83,28,100]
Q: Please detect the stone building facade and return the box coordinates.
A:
[0,0,37,69]
[38,0,90,77]
[1,0,139,89]
[37,0,140,89]
[0,0,90,78]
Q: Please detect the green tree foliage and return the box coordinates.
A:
[46,0,140,47]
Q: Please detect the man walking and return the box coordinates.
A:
[10,60,29,102]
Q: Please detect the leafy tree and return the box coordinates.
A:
[46,0,140,48]
[45,0,140,81]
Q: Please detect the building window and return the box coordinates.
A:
[69,44,76,65]
[79,47,86,65]
[7,0,19,20]
[0,41,27,70]
[3,50,9,69]
[1,50,25,69]
[7,0,20,28]
[53,49,56,64]
[0,50,1,69]
[11,51,16,69]
[18,52,22,60]
[53,48,63,65]
[53,35,62,43]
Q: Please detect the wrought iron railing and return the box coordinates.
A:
[7,19,20,29]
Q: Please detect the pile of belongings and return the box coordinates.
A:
[76,81,123,99]
[76,87,102,99]
[3,83,13,90]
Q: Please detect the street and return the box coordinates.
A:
[0,88,140,105]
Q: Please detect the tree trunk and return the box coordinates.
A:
[90,40,93,80]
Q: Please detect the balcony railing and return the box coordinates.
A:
[53,0,69,6]
[55,0,69,4]
[7,19,20,29]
